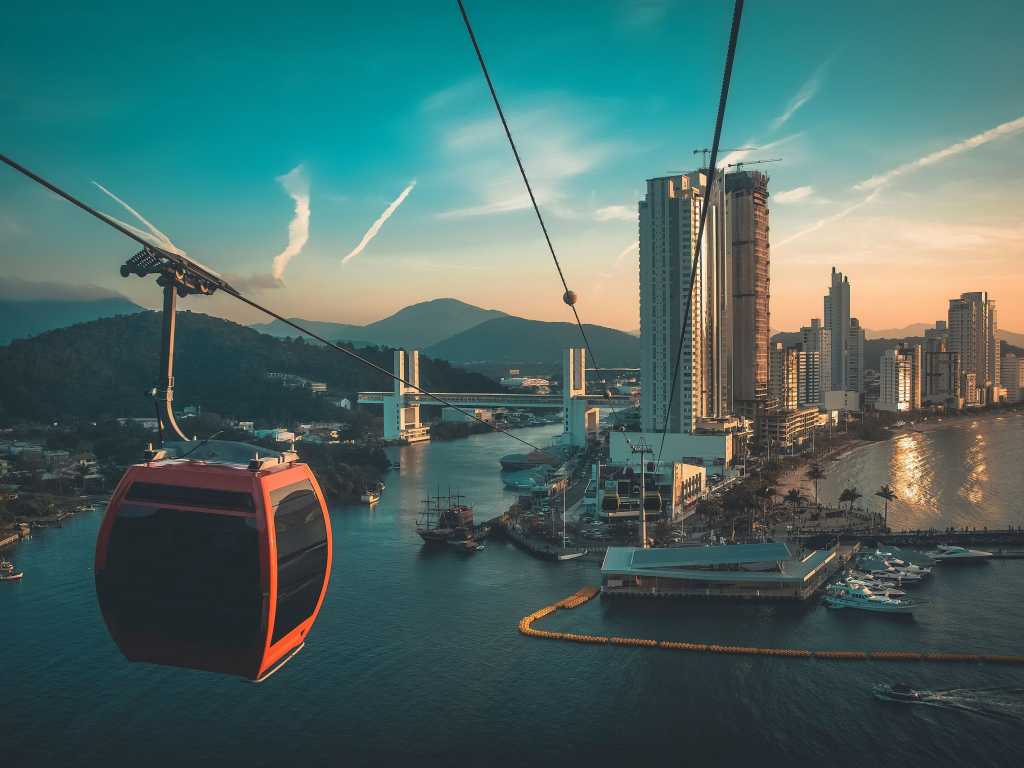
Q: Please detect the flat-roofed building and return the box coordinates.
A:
[601,542,838,600]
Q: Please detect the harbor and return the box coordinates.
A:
[5,420,1024,767]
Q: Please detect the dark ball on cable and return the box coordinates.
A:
[563,290,577,306]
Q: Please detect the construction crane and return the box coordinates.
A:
[692,146,757,167]
[726,157,781,172]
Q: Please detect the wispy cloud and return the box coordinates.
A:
[854,114,1024,191]
[780,114,1024,250]
[92,181,174,245]
[271,165,310,281]
[773,186,814,204]
[594,205,636,222]
[770,62,827,131]
[342,180,417,265]
[223,272,283,292]
[719,133,800,169]
[91,181,184,254]
[775,187,884,248]
[435,102,617,220]
[614,240,639,268]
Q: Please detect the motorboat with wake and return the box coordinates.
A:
[874,683,929,703]
[926,544,993,563]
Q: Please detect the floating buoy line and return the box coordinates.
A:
[518,587,1024,665]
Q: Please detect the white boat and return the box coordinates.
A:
[926,544,993,562]
[823,582,915,614]
[869,568,921,584]
[846,577,906,599]
[557,550,587,561]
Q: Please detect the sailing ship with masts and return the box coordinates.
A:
[416,489,486,551]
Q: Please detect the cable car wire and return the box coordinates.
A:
[0,152,552,456]
[455,0,600,370]
[655,0,744,466]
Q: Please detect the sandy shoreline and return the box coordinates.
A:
[772,408,1019,499]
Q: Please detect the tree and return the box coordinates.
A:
[840,487,862,516]
[875,484,897,532]
[806,463,826,507]
[784,488,803,509]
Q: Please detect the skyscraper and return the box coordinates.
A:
[727,171,770,411]
[847,318,865,393]
[768,341,798,411]
[948,291,999,404]
[878,348,914,412]
[798,318,831,407]
[823,267,851,392]
[639,172,709,433]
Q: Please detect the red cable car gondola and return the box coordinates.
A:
[95,441,332,682]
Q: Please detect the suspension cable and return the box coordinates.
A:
[0,152,554,456]
[656,0,744,466]
[455,0,600,370]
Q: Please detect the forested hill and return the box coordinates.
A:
[0,311,500,423]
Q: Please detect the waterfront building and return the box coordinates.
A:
[600,542,839,601]
[609,430,732,476]
[758,405,819,452]
[948,291,999,404]
[878,346,921,412]
[592,459,706,525]
[727,171,771,414]
[798,319,831,407]
[847,318,866,394]
[768,341,798,412]
[638,169,770,435]
[639,172,710,434]
[1002,354,1024,402]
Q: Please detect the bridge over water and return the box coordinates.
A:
[357,348,636,444]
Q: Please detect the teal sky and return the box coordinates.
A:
[2,1,1023,332]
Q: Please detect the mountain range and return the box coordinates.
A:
[251,298,507,350]
[0,312,498,423]
[252,298,640,367]
[0,278,144,346]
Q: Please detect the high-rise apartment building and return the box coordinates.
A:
[878,349,911,412]
[921,321,961,407]
[639,173,709,433]
[847,318,865,393]
[638,169,770,433]
[948,291,999,404]
[768,342,798,412]
[823,267,850,391]
[1002,354,1024,403]
[798,319,831,407]
[727,171,770,410]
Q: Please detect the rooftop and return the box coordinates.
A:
[601,543,836,584]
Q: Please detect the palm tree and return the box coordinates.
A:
[838,488,853,513]
[754,485,775,539]
[842,487,863,518]
[875,484,897,532]
[784,488,803,509]
[806,463,826,508]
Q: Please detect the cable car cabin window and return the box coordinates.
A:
[270,481,328,644]
[125,482,255,512]
[100,503,262,657]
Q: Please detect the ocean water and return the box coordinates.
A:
[814,412,1024,530]
[4,422,1023,767]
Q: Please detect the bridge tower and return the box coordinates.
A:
[383,349,430,443]
[563,347,599,447]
